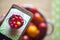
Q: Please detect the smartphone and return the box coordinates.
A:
[0,33,12,40]
[0,4,33,40]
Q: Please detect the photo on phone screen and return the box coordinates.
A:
[0,4,33,40]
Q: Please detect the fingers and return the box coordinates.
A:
[0,15,5,26]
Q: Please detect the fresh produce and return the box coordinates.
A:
[21,35,31,40]
[32,12,44,26]
[9,14,24,29]
[21,4,47,40]
[26,23,40,38]
[21,4,37,14]
[38,22,47,29]
[38,22,47,38]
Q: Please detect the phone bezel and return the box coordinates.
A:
[0,4,33,40]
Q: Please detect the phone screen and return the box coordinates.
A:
[0,7,31,40]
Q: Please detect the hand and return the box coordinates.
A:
[0,15,5,26]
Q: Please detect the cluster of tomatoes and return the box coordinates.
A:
[9,14,24,29]
[21,5,47,40]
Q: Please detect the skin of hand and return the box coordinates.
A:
[0,15,5,26]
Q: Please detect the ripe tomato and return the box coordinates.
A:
[32,13,44,26]
[21,35,31,40]
[22,4,37,14]
[26,23,39,38]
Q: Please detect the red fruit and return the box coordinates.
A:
[12,14,16,16]
[22,4,37,14]
[15,16,18,19]
[9,14,24,29]
[32,13,44,26]
[38,22,47,33]
[27,7,37,14]
[14,24,18,29]
[21,20,24,23]
[10,24,14,28]
[9,21,14,27]
[18,16,23,21]
[10,24,13,26]
[22,35,30,40]
[26,23,40,38]
[9,21,13,24]
[38,23,46,29]
[18,16,22,19]
[11,18,15,21]
[38,22,47,40]
[13,21,16,25]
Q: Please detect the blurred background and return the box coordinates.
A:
[0,0,60,40]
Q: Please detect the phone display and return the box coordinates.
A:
[0,33,12,40]
[0,4,33,40]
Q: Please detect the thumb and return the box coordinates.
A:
[0,14,5,26]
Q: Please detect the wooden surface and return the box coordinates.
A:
[0,0,52,40]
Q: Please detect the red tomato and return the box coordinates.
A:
[38,23,46,29]
[26,7,37,14]
[21,35,31,40]
[9,14,24,29]
[38,22,47,33]
[32,13,44,26]
[26,23,40,38]
[22,4,37,14]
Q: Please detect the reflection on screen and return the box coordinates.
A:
[0,8,31,40]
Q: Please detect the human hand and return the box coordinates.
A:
[0,15,5,26]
